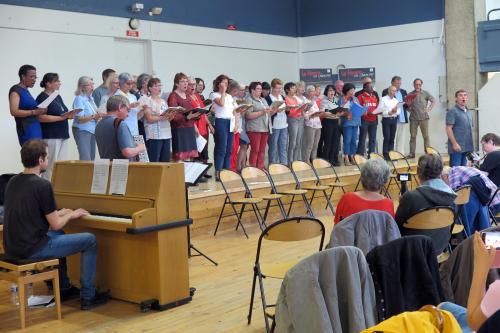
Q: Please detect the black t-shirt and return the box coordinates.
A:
[480,150,500,187]
[35,92,70,139]
[3,173,57,259]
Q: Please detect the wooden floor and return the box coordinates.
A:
[0,215,334,333]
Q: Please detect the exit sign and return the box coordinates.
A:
[126,30,139,37]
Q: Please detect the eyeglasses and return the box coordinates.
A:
[126,81,135,85]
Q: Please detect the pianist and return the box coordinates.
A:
[2,139,109,310]
[95,95,146,160]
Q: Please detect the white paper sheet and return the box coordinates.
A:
[184,162,209,184]
[196,135,207,152]
[37,90,59,108]
[91,159,110,194]
[133,135,149,162]
[108,159,129,195]
[28,295,54,307]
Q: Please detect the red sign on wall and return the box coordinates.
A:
[126,30,140,38]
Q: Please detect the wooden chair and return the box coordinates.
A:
[452,186,471,238]
[291,161,335,215]
[267,164,314,217]
[0,257,61,329]
[241,167,288,221]
[425,146,442,157]
[213,170,264,238]
[247,217,325,333]
[404,206,455,262]
[388,150,419,188]
[488,188,500,226]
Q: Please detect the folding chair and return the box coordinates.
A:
[388,150,419,188]
[247,217,325,333]
[452,185,471,239]
[404,206,455,263]
[425,146,442,158]
[312,158,353,210]
[241,167,288,222]
[291,161,335,215]
[488,188,500,226]
[268,164,314,217]
[353,154,367,192]
[213,169,264,238]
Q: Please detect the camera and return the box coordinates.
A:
[397,173,409,182]
[466,152,480,162]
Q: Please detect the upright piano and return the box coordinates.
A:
[52,161,191,310]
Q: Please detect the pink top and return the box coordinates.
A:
[481,279,500,318]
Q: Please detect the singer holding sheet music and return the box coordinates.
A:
[285,82,305,163]
[374,85,400,160]
[319,85,342,166]
[339,83,364,166]
[36,73,75,181]
[9,64,46,146]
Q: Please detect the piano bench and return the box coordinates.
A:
[0,255,61,329]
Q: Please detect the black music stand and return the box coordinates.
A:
[184,162,218,266]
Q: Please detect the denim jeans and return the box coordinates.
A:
[72,127,96,161]
[450,152,468,167]
[268,128,288,165]
[147,139,171,162]
[461,191,490,235]
[382,117,398,158]
[438,302,472,333]
[357,119,378,156]
[214,118,234,171]
[288,117,304,163]
[28,230,97,300]
[342,125,359,155]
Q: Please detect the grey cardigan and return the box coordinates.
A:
[275,246,377,333]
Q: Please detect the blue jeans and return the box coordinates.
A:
[342,125,359,155]
[147,139,171,162]
[462,191,490,235]
[72,127,96,161]
[438,302,472,333]
[450,152,468,166]
[29,230,97,300]
[268,128,288,165]
[288,118,304,163]
[214,118,234,171]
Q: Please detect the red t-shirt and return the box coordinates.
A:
[334,192,394,224]
[358,91,379,122]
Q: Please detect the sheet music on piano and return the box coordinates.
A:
[184,162,210,185]
[108,159,129,195]
[91,159,110,194]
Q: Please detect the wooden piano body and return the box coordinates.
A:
[52,161,191,310]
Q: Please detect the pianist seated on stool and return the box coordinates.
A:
[2,139,109,310]
[95,95,146,160]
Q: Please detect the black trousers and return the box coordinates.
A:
[382,117,398,158]
[357,118,378,156]
[320,119,341,163]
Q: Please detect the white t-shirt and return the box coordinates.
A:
[270,94,288,129]
[138,95,172,140]
[210,92,237,119]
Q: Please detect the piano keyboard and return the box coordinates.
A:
[82,214,132,224]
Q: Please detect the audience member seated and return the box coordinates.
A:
[480,133,500,215]
[438,232,500,332]
[395,154,456,254]
[275,246,377,333]
[334,159,394,224]
[95,95,145,160]
[366,235,445,321]
[2,140,109,310]
[442,166,499,235]
[328,210,400,255]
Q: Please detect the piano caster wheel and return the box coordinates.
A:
[190,287,196,297]
[140,299,157,313]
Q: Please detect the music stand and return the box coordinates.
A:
[184,162,218,266]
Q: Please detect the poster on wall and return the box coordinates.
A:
[299,68,334,88]
[338,67,376,90]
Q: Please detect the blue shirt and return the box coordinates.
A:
[446,105,474,154]
[9,85,42,145]
[339,96,362,127]
[395,90,405,123]
[72,95,98,134]
[95,116,136,160]
[115,90,139,136]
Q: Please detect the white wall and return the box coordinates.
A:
[299,20,448,154]
[478,73,500,136]
[0,4,299,174]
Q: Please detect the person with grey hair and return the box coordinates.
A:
[95,95,145,160]
[334,159,394,224]
[72,76,100,160]
[302,85,324,162]
[115,72,143,137]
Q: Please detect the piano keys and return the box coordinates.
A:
[52,161,191,310]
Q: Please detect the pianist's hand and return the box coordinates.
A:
[58,208,73,217]
[70,208,90,220]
